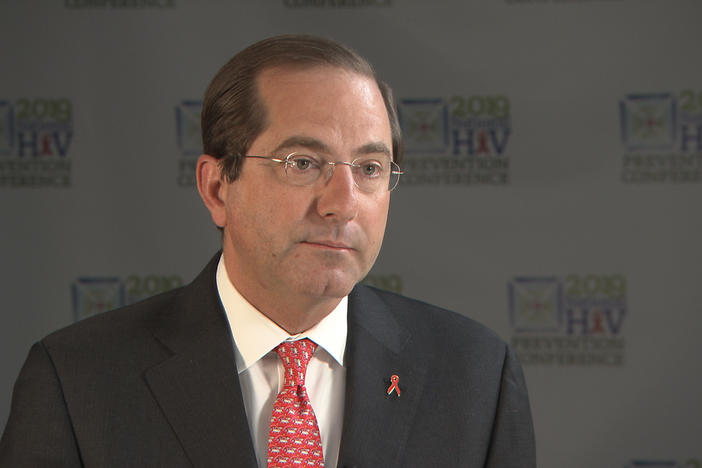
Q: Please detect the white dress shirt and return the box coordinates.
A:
[215,256,347,468]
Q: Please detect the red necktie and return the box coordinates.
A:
[267,339,324,467]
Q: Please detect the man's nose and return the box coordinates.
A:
[315,163,359,221]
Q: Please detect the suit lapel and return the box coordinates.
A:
[338,286,429,468]
[144,254,258,468]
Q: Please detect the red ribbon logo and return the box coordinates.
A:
[386,374,401,397]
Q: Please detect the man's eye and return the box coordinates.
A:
[359,161,383,177]
[293,158,312,171]
[287,155,318,171]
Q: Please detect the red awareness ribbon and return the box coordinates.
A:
[386,374,401,397]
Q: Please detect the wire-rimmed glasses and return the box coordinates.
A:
[244,152,403,193]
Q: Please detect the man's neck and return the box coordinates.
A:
[221,260,344,335]
[259,297,343,335]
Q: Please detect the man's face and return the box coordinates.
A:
[218,65,392,307]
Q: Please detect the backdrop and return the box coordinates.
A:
[1,1,701,467]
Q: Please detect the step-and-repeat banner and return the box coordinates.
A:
[1,1,700,466]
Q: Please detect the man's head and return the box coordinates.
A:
[197,35,401,332]
[200,34,403,181]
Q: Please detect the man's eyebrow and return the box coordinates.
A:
[354,142,391,158]
[271,136,391,159]
[272,136,331,155]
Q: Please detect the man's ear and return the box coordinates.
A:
[196,154,228,227]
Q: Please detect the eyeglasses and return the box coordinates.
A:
[244,152,403,193]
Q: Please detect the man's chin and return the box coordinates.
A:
[298,270,360,299]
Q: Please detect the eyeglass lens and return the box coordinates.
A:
[283,153,401,192]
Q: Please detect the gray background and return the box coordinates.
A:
[1,1,701,466]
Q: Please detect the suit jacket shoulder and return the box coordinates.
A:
[357,285,506,348]
[1,254,259,468]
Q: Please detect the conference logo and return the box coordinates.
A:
[620,90,702,183]
[398,95,511,186]
[624,458,701,468]
[64,0,175,9]
[283,0,392,8]
[508,274,627,366]
[0,98,73,187]
[72,274,183,321]
[175,100,202,187]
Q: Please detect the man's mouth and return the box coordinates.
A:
[301,240,353,251]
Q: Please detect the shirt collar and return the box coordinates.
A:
[215,254,347,373]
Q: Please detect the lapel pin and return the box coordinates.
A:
[386,374,401,397]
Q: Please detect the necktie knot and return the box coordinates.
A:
[275,338,317,388]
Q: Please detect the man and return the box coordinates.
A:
[0,35,535,467]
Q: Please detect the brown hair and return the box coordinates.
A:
[201,34,403,182]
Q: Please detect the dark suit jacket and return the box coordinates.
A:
[0,254,535,467]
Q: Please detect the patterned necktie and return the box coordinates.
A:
[267,338,324,467]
